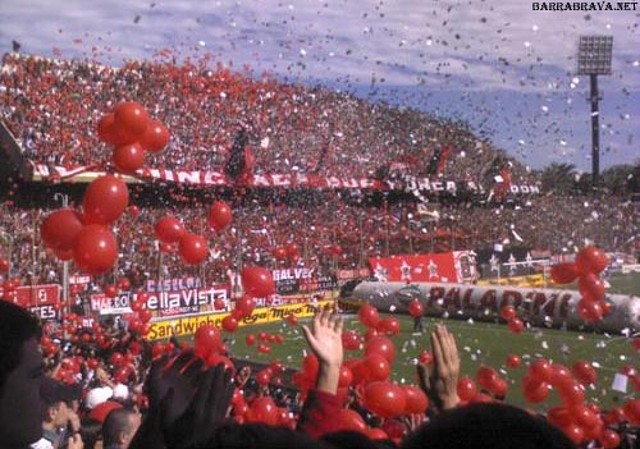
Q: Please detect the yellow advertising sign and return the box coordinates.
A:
[147,300,333,341]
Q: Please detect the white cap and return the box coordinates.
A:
[112,383,129,401]
[85,387,113,410]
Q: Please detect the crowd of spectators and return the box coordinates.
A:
[0,189,637,287]
[2,297,621,449]
[0,52,532,183]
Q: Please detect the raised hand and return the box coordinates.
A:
[131,351,233,449]
[302,309,344,394]
[418,324,460,412]
[302,309,344,368]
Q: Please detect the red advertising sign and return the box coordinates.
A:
[15,284,62,321]
[368,252,477,283]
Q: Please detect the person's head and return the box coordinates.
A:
[102,408,141,449]
[79,416,104,449]
[0,301,43,448]
[401,402,576,449]
[40,378,81,428]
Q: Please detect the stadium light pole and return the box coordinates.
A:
[53,193,70,313]
[576,35,613,186]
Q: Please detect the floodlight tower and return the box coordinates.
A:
[576,35,613,185]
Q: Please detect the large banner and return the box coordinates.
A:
[147,299,333,341]
[91,285,229,316]
[31,164,541,197]
[13,284,61,321]
[368,251,477,283]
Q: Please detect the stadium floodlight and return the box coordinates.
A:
[576,35,613,185]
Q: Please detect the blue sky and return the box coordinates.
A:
[0,0,638,171]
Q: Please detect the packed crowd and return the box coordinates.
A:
[0,52,533,183]
[5,298,628,449]
[0,188,637,286]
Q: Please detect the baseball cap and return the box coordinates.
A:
[88,400,123,423]
[85,386,114,410]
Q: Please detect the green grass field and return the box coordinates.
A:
[190,273,640,409]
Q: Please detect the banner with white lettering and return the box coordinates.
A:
[31,164,542,197]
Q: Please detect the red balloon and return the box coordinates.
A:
[338,409,366,433]
[342,330,362,351]
[500,305,516,321]
[194,325,222,359]
[408,299,423,318]
[529,358,552,383]
[245,334,256,346]
[506,354,521,369]
[556,381,585,406]
[83,175,129,225]
[547,406,573,428]
[139,119,170,153]
[367,428,388,441]
[0,258,8,273]
[572,360,597,386]
[570,405,599,429]
[358,304,380,328]
[272,247,288,261]
[476,366,498,390]
[110,352,124,366]
[363,354,391,382]
[417,351,433,365]
[285,243,299,259]
[561,423,585,445]
[364,382,407,418]
[364,336,396,363]
[222,315,239,332]
[241,266,275,297]
[155,217,185,244]
[522,375,551,404]
[247,397,278,425]
[97,113,117,145]
[208,201,233,232]
[578,273,606,301]
[104,285,118,298]
[73,225,118,275]
[577,299,604,322]
[41,209,84,251]
[338,365,354,388]
[114,102,149,140]
[255,369,272,386]
[575,246,609,275]
[507,317,524,334]
[457,377,478,402]
[402,385,429,414]
[179,234,208,265]
[138,310,152,324]
[601,429,621,449]
[625,399,640,425]
[113,143,145,174]
[378,317,400,336]
[234,296,255,319]
[550,263,579,284]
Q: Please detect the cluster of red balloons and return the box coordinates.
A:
[272,243,299,263]
[97,101,170,174]
[192,324,234,370]
[154,215,209,265]
[550,246,610,323]
[500,305,524,334]
[40,175,129,275]
[357,304,401,336]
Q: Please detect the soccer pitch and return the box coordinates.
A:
[219,272,640,409]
